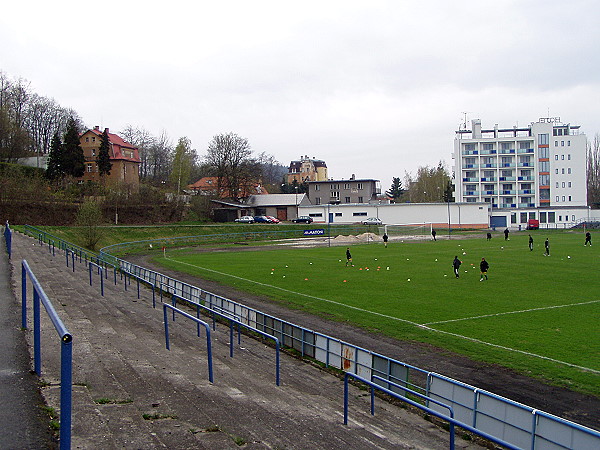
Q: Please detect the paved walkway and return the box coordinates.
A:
[4,231,483,449]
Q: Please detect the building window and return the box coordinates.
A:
[548,212,555,223]
[561,141,564,146]
[538,134,549,145]
[85,137,89,142]
[511,213,517,224]
[561,155,565,160]
[344,183,350,189]
[555,182,559,188]
[87,164,93,173]
[555,169,559,174]
[562,182,565,188]
[539,147,549,158]
[466,198,476,202]
[344,197,350,203]
[357,183,363,190]
[92,137,96,142]
[309,213,323,217]
[539,161,549,172]
[465,143,475,151]
[568,168,571,174]
[556,196,559,201]
[335,212,342,217]
[559,215,562,221]
[315,197,321,205]
[569,196,572,202]
[520,213,527,223]
[92,149,96,157]
[562,168,565,174]
[352,212,368,216]
[568,182,571,188]
[572,215,575,221]
[562,196,566,201]
[568,154,571,160]
[539,174,550,185]
[331,191,339,199]
[315,185,320,191]
[358,196,363,203]
[529,212,535,220]
[555,155,559,160]
[568,141,571,146]
[540,212,547,223]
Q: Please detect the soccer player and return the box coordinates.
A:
[585,232,592,246]
[486,232,492,241]
[345,247,352,266]
[452,256,462,278]
[432,229,437,241]
[528,235,534,251]
[479,257,489,281]
[383,233,388,248]
[544,238,550,256]
[504,228,510,240]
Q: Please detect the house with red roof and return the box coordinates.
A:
[78,126,141,192]
[187,176,268,199]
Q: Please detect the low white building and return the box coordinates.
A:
[299,202,490,229]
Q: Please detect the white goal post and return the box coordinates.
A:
[383,223,434,237]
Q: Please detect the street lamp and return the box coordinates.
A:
[295,186,299,219]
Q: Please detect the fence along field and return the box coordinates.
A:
[155,230,600,397]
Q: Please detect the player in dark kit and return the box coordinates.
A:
[383,233,388,247]
[452,256,462,278]
[479,257,489,281]
[345,248,352,266]
[504,228,510,240]
[544,238,550,256]
[528,235,534,251]
[585,232,592,246]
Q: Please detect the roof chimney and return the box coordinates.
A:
[104,128,109,133]
[94,126,100,131]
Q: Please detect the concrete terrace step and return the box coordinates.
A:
[10,232,482,449]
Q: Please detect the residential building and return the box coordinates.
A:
[453,117,589,228]
[307,176,380,205]
[211,193,309,222]
[79,126,141,192]
[287,156,328,184]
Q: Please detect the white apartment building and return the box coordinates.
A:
[453,117,592,228]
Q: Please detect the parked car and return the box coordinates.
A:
[253,215,271,223]
[292,216,313,224]
[266,216,280,223]
[234,215,254,223]
[362,217,383,225]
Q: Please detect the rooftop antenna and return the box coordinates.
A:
[460,112,471,130]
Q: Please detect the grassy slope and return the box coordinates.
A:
[156,230,600,396]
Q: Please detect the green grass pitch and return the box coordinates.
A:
[155,230,600,396]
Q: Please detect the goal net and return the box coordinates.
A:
[383,223,434,237]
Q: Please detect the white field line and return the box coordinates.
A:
[166,257,600,374]
[423,300,600,326]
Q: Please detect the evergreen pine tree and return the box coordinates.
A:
[46,131,64,179]
[97,129,112,178]
[62,117,85,178]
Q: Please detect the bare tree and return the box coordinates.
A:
[587,133,600,208]
[205,132,252,199]
[403,161,452,203]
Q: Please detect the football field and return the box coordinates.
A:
[155,230,600,395]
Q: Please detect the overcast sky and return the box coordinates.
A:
[2,0,599,190]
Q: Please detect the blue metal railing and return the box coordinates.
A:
[162,303,214,383]
[171,293,281,386]
[344,372,520,450]
[3,223,11,258]
[21,260,72,450]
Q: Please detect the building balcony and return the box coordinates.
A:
[518,176,535,181]
[462,177,479,182]
[483,190,497,195]
[518,203,536,208]
[480,150,497,155]
[500,163,515,167]
[481,163,497,168]
[501,190,516,195]
[463,191,479,196]
[480,177,497,182]
[498,149,515,154]
[462,164,479,169]
[500,203,517,208]
[519,189,533,195]
[499,176,516,181]
[517,148,534,154]
[462,150,478,155]
[518,162,533,167]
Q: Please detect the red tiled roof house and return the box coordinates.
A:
[79,126,141,192]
